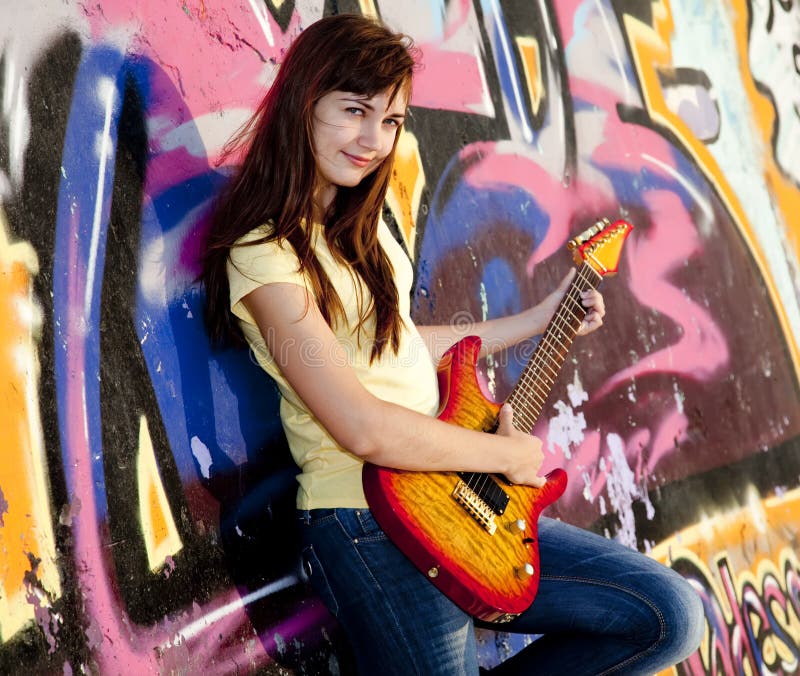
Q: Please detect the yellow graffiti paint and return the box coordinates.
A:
[653,486,800,674]
[136,415,183,571]
[0,209,60,643]
[357,0,378,20]
[622,2,800,385]
[515,36,543,117]
[387,128,425,256]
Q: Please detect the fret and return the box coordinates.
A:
[505,263,603,426]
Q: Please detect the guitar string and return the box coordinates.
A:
[470,265,601,499]
[510,285,587,419]
[507,265,600,434]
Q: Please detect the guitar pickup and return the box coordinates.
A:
[457,473,510,515]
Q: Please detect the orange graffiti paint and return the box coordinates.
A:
[136,415,182,571]
[0,211,60,642]
[387,128,425,255]
[515,36,543,117]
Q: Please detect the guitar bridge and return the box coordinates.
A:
[452,480,497,534]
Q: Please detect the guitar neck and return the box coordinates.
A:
[506,264,603,433]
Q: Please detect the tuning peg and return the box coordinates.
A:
[567,218,610,251]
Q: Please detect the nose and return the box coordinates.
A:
[358,120,381,151]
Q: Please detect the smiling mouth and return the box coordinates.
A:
[342,151,372,167]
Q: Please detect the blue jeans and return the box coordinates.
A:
[298,509,704,675]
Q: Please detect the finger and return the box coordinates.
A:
[556,268,577,293]
[498,403,514,429]
[580,289,604,311]
[578,312,602,335]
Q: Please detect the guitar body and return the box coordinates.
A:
[364,218,632,621]
[363,335,567,621]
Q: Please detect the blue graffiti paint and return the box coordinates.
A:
[55,45,127,517]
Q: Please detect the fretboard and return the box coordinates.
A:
[506,264,602,433]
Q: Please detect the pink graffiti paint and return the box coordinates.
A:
[408,0,489,113]
[412,45,488,113]
[645,408,690,475]
[596,189,728,397]
[458,141,615,271]
[80,0,307,289]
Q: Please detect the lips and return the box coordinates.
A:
[342,151,372,167]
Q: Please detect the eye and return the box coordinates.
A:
[346,107,365,116]
[383,118,402,128]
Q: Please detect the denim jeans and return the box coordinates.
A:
[298,508,704,676]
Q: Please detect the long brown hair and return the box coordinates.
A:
[201,14,417,361]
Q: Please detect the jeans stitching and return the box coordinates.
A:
[332,511,423,675]
[539,574,667,675]
[301,544,340,616]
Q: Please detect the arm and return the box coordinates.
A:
[417,268,606,363]
[243,282,546,487]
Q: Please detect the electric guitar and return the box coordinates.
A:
[363,217,633,622]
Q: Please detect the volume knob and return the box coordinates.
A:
[515,563,535,579]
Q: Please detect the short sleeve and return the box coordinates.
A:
[227,229,308,325]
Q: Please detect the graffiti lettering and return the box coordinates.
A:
[0,0,799,673]
[674,549,800,675]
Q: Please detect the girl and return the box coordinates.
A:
[201,13,704,676]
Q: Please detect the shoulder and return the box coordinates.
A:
[232,222,275,248]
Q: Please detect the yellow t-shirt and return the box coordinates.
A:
[227,221,440,509]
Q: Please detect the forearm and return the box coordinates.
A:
[416,307,548,363]
[348,395,539,483]
[244,282,544,486]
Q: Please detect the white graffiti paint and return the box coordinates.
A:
[566,369,588,408]
[190,435,213,479]
[749,0,800,186]
[85,77,118,320]
[0,1,87,200]
[380,0,495,117]
[603,433,640,548]
[155,108,252,159]
[668,0,800,356]
[168,574,299,644]
[546,400,586,459]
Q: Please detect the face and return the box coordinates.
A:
[311,87,408,209]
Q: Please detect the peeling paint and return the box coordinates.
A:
[0,485,7,528]
[190,436,213,479]
[23,552,60,654]
[546,400,586,459]
[58,496,82,527]
[604,434,642,549]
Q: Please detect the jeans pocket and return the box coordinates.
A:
[301,544,339,617]
[352,509,390,543]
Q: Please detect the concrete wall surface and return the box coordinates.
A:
[1,0,799,673]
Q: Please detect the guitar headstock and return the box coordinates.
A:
[567,217,633,276]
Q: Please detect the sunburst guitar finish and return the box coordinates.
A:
[363,218,633,621]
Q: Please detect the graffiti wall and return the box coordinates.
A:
[0,0,798,673]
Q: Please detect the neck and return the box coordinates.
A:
[313,181,336,223]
